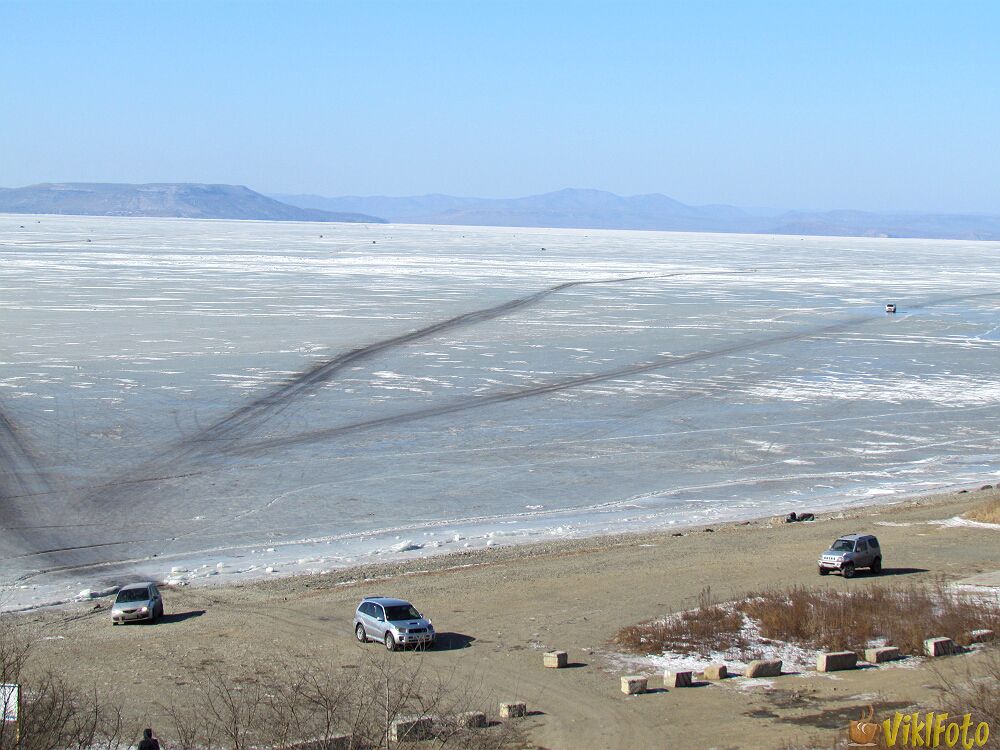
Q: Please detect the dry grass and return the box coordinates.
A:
[741,583,1000,655]
[965,496,1000,524]
[933,649,1000,749]
[613,587,746,655]
[614,583,1000,659]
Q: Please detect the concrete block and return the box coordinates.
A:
[817,651,857,672]
[864,646,902,664]
[390,716,434,742]
[969,629,995,643]
[924,637,958,657]
[620,675,647,695]
[666,670,693,687]
[543,650,568,668]
[456,711,487,728]
[745,659,782,678]
[703,663,728,680]
[499,701,527,719]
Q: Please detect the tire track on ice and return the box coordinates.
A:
[0,407,55,560]
[2,271,743,576]
[220,290,1000,456]
[179,270,747,451]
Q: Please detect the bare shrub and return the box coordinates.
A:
[159,651,524,749]
[613,583,1000,658]
[933,649,1000,749]
[0,617,133,750]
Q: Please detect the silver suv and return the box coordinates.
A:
[818,534,882,578]
[354,596,435,651]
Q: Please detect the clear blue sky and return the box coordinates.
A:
[2,1,998,212]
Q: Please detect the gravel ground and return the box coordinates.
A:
[14,487,1000,749]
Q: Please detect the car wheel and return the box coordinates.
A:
[871,557,882,574]
[385,633,397,652]
[842,562,856,579]
[818,566,829,576]
[356,624,367,643]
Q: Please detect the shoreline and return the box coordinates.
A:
[22,483,1000,750]
[9,478,995,615]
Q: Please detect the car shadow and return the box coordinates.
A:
[429,632,475,650]
[157,610,206,624]
[869,567,928,577]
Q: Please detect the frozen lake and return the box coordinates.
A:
[2,215,999,609]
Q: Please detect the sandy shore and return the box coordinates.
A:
[16,486,1000,749]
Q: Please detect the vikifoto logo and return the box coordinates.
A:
[848,705,990,748]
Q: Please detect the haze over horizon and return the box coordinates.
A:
[2,1,999,214]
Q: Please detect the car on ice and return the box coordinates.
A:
[354,596,435,651]
[111,582,164,624]
[818,534,882,578]
[885,303,897,313]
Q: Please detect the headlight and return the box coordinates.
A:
[140,606,148,613]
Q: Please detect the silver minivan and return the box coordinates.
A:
[353,596,435,651]
[818,534,882,578]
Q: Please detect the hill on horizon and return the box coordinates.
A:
[0,183,386,223]
[274,187,1000,240]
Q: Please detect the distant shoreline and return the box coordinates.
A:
[9,479,995,615]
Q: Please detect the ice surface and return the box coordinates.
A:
[1,215,999,609]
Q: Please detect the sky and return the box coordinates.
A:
[1,1,998,213]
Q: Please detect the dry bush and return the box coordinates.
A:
[0,617,133,750]
[741,583,1000,655]
[614,583,1000,659]
[613,587,746,656]
[159,651,525,750]
[932,649,1000,749]
[965,496,1000,524]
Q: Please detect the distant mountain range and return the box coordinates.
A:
[0,183,386,223]
[274,188,1000,240]
[3,184,997,239]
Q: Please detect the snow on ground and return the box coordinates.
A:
[603,585,999,682]
[1,216,1000,609]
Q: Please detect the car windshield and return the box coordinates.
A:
[384,605,421,621]
[115,588,150,603]
[831,539,855,552]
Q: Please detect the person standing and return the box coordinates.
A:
[138,727,160,750]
